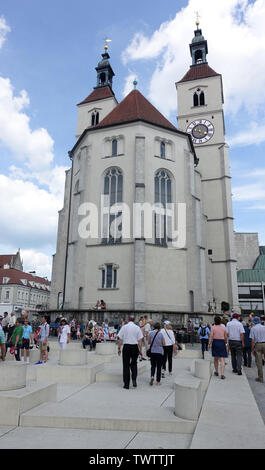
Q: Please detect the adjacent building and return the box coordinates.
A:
[235,233,265,316]
[0,251,51,315]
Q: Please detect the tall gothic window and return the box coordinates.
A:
[193,89,205,107]
[102,167,123,244]
[91,112,99,126]
[154,169,172,245]
[112,139,118,156]
[160,141,166,159]
[101,264,118,289]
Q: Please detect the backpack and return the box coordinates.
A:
[200,326,207,337]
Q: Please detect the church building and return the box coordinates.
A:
[50,24,239,321]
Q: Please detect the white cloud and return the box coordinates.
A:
[0,15,11,49]
[228,121,265,147]
[122,0,265,119]
[0,16,67,278]
[233,183,265,201]
[20,249,53,279]
[9,164,67,199]
[0,77,54,170]
[122,73,139,97]
[0,174,62,243]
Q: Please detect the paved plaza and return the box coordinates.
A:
[0,340,265,450]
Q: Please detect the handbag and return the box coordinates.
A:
[146,330,159,357]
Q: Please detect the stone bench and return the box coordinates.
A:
[174,374,203,421]
[59,349,88,366]
[95,342,117,356]
[0,362,27,390]
[35,361,104,385]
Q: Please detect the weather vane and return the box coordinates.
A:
[133,78,138,90]
[195,11,201,28]
[104,37,112,51]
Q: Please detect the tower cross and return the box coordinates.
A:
[195,11,200,29]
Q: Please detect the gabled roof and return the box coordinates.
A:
[177,64,220,84]
[70,89,197,162]
[77,85,115,106]
[96,89,177,131]
[0,268,50,289]
[0,255,14,268]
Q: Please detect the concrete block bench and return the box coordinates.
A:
[0,362,27,390]
[0,381,57,426]
[35,361,104,385]
[95,342,117,356]
[59,349,88,366]
[174,374,203,421]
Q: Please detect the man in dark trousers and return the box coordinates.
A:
[117,315,143,389]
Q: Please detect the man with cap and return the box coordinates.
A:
[226,313,245,375]
[250,316,265,383]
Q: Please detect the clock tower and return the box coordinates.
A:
[176,24,238,313]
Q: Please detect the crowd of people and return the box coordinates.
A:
[1,309,265,386]
[197,312,265,382]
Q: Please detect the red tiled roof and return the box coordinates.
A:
[0,268,50,289]
[78,85,115,105]
[0,255,14,268]
[96,89,177,131]
[177,64,220,83]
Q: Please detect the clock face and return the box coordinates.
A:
[186,119,214,144]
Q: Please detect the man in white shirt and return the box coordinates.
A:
[226,313,245,375]
[118,315,143,389]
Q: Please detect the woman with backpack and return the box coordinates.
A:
[198,322,211,359]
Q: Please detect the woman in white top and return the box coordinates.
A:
[161,321,177,377]
[58,318,70,350]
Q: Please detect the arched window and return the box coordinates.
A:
[100,72,106,86]
[160,141,166,159]
[154,169,172,245]
[195,49,203,63]
[199,91,205,106]
[102,167,123,244]
[193,89,205,107]
[91,112,99,127]
[112,139,118,156]
[193,92,199,107]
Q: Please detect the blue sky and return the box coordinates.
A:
[0,0,264,278]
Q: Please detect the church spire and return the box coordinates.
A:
[94,39,115,90]
[189,17,208,67]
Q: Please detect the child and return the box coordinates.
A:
[76,324,81,341]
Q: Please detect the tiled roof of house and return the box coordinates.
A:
[0,268,50,290]
[177,64,220,83]
[77,85,115,105]
[0,255,14,268]
[96,89,177,131]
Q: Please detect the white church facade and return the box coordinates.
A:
[50,26,239,321]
